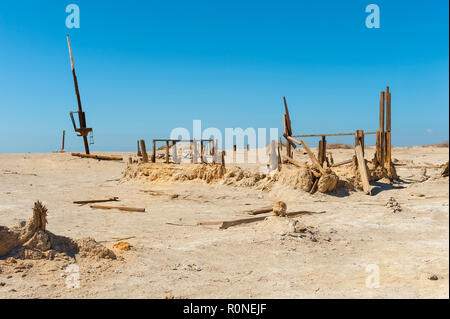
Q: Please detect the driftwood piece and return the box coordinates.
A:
[73,197,119,205]
[90,205,145,212]
[247,206,273,215]
[355,144,371,195]
[198,211,325,229]
[71,152,123,161]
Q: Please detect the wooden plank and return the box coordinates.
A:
[292,131,377,138]
[247,206,273,215]
[331,159,352,167]
[90,205,145,212]
[73,197,119,205]
[71,153,122,161]
[198,211,325,229]
[289,137,327,175]
[283,155,307,168]
[322,136,326,167]
[355,144,371,195]
[283,96,292,136]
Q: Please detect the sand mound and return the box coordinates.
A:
[0,201,116,261]
[442,162,449,177]
[270,165,314,192]
[122,162,226,184]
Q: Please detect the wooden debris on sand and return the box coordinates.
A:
[90,205,145,212]
[71,152,123,161]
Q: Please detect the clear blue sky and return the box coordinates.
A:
[0,0,448,153]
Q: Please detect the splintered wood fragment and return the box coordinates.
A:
[247,206,273,215]
[310,178,319,194]
[331,159,353,167]
[73,197,119,204]
[197,221,223,226]
[355,144,372,195]
[71,152,123,161]
[90,205,145,212]
[288,137,327,174]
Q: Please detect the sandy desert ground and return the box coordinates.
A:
[0,145,448,298]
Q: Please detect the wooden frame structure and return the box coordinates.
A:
[140,139,215,164]
[282,86,392,169]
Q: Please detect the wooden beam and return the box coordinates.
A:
[90,205,145,212]
[247,206,273,215]
[198,211,325,228]
[73,197,119,205]
[386,87,391,132]
[355,144,371,195]
[283,155,307,168]
[331,159,352,167]
[292,131,377,138]
[287,137,327,174]
[71,153,122,161]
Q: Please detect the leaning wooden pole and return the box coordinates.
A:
[67,35,90,154]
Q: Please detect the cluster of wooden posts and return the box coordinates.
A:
[281,86,393,195]
[136,139,224,165]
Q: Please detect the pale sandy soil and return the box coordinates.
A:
[0,146,448,298]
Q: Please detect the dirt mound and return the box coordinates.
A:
[122,162,226,184]
[0,201,116,261]
[222,166,267,188]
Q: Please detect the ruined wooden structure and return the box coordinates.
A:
[282,86,393,194]
[136,139,215,164]
[66,35,92,154]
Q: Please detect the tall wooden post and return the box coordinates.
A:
[355,130,365,156]
[200,140,204,163]
[140,140,148,163]
[152,140,156,163]
[377,91,385,166]
[61,130,66,152]
[385,86,392,169]
[165,141,170,163]
[137,140,142,156]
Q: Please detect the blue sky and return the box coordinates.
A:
[0,0,448,153]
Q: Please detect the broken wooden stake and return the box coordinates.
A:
[71,153,123,161]
[90,205,145,212]
[140,140,149,163]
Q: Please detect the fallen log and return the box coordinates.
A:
[71,152,123,161]
[73,197,119,205]
[90,205,145,212]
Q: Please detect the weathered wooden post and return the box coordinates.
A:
[66,35,92,155]
[377,91,385,166]
[140,140,148,163]
[355,130,365,156]
[61,130,66,152]
[385,86,392,168]
[152,140,156,163]
[165,141,170,163]
[137,140,142,156]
